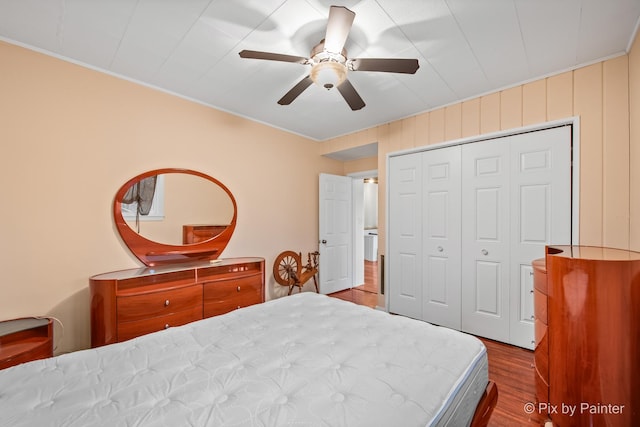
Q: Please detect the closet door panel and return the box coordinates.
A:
[461,139,510,342]
[388,153,423,320]
[422,146,462,329]
[508,126,572,348]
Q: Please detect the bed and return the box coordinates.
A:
[0,292,497,426]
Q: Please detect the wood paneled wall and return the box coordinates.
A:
[630,34,640,251]
[322,52,637,253]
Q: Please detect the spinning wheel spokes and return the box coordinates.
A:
[273,251,300,286]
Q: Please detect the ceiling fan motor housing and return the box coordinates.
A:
[310,40,348,89]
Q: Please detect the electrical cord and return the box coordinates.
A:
[34,316,64,353]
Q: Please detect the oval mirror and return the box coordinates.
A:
[113,168,237,266]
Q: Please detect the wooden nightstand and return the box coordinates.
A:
[0,317,53,369]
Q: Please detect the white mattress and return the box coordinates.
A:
[0,293,487,427]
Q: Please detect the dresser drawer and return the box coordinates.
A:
[117,306,202,342]
[532,258,547,293]
[117,285,202,322]
[534,319,549,384]
[534,288,547,324]
[0,339,54,370]
[203,275,263,317]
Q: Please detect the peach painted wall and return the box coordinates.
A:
[0,41,344,353]
[343,156,377,175]
[323,41,639,259]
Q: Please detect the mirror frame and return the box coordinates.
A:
[113,168,237,266]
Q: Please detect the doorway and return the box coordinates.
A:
[350,170,379,305]
[317,168,380,306]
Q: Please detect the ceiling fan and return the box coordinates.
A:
[238,5,419,111]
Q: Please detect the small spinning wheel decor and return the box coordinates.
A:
[273,250,319,295]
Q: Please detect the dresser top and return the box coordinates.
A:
[0,317,50,337]
[90,257,264,281]
[547,245,640,261]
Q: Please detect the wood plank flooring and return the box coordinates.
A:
[328,260,542,427]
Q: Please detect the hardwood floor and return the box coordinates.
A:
[328,260,542,427]
[479,337,541,426]
[330,260,379,308]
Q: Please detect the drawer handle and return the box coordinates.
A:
[481,249,488,256]
[164,324,170,329]
[237,286,241,292]
[531,315,535,319]
[164,300,170,307]
[530,290,534,294]
[437,246,443,252]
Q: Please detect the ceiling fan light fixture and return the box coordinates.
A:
[310,61,347,90]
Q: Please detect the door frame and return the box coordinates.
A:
[385,116,581,311]
[348,169,378,291]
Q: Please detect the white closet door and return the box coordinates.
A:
[388,153,423,319]
[461,139,511,342]
[508,126,572,348]
[422,146,462,329]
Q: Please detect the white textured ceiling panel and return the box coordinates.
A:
[0,0,639,142]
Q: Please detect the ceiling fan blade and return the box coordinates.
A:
[278,75,313,105]
[239,50,308,64]
[350,58,420,74]
[337,79,365,111]
[324,6,355,53]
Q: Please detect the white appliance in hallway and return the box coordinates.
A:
[364,229,378,262]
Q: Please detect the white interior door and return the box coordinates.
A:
[388,153,422,319]
[422,146,462,329]
[319,173,353,294]
[461,139,511,343]
[508,126,572,348]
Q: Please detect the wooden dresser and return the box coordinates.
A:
[0,317,53,369]
[532,257,549,418]
[90,257,264,347]
[533,245,640,426]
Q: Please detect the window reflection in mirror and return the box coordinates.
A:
[122,173,234,246]
[122,175,165,221]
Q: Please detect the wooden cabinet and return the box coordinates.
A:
[534,246,640,426]
[532,258,549,416]
[90,257,264,347]
[0,317,53,369]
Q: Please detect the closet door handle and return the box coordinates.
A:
[481,249,488,256]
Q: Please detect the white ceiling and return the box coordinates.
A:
[1,0,639,141]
